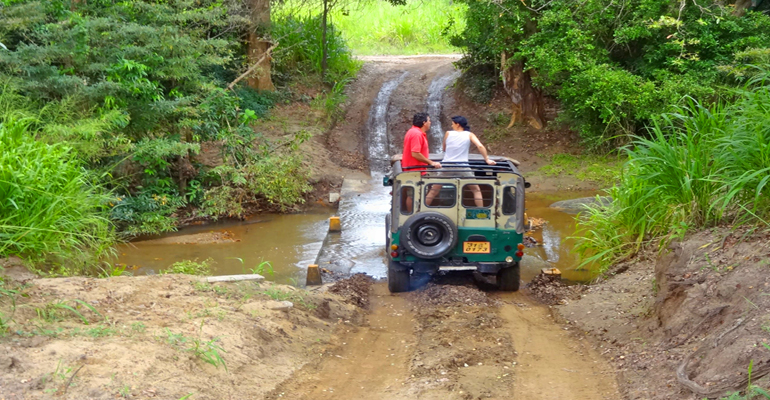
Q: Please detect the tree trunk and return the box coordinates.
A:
[321,0,329,80]
[248,0,275,91]
[501,52,546,130]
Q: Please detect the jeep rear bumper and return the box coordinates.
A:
[391,261,516,274]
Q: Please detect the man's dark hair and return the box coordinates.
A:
[412,112,429,128]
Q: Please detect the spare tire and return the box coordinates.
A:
[399,212,458,259]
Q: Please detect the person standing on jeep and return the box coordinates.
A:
[437,115,496,207]
[402,112,441,171]
[402,113,440,213]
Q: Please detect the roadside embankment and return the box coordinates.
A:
[0,271,367,399]
[538,228,770,399]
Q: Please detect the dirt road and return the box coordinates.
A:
[268,279,620,399]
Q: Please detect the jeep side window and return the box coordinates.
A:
[400,186,414,215]
[424,183,456,208]
[461,184,494,208]
[502,186,516,214]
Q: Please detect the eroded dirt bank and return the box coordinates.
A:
[545,228,770,399]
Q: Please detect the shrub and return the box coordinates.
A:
[271,14,362,85]
[453,0,770,147]
[0,119,114,264]
[201,155,312,219]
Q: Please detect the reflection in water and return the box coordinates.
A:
[521,191,598,283]
[116,212,332,284]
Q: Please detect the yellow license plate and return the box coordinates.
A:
[463,241,490,254]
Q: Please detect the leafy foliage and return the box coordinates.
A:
[271,13,362,85]
[574,72,770,274]
[0,0,351,258]
[454,0,770,147]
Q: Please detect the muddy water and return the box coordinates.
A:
[116,212,332,284]
[522,191,598,282]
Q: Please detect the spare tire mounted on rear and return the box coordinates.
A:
[399,212,458,259]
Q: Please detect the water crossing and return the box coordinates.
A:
[426,71,461,152]
[366,71,409,173]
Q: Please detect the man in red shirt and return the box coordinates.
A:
[402,113,441,212]
[402,112,441,170]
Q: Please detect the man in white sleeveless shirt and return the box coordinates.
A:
[425,116,496,207]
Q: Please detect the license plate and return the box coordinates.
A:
[463,241,490,254]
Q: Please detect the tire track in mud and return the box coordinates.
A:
[265,283,416,400]
[497,292,621,400]
[267,281,621,400]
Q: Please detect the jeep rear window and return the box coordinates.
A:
[424,183,456,208]
[400,186,414,215]
[461,184,494,208]
[502,186,516,215]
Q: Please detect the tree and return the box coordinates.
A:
[248,0,275,91]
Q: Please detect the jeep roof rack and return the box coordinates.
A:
[389,154,522,176]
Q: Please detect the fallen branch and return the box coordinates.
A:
[227,42,278,91]
[61,364,85,397]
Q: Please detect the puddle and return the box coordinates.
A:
[115,212,332,284]
[522,191,598,283]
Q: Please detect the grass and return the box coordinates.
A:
[536,153,623,187]
[274,0,466,55]
[262,284,316,309]
[161,259,214,276]
[574,72,770,275]
[35,299,104,325]
[0,118,116,270]
[162,321,227,371]
[716,358,770,400]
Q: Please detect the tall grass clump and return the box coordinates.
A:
[574,69,770,274]
[0,120,115,267]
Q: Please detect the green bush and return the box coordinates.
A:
[453,0,770,147]
[271,14,362,85]
[574,72,770,274]
[201,155,312,219]
[0,1,347,239]
[0,119,114,265]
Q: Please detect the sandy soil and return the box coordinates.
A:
[0,272,364,399]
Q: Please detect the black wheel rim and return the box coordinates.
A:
[416,223,443,246]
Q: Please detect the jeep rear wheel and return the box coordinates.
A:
[399,212,458,260]
[387,263,410,293]
[498,263,521,292]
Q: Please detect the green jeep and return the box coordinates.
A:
[383,154,530,293]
